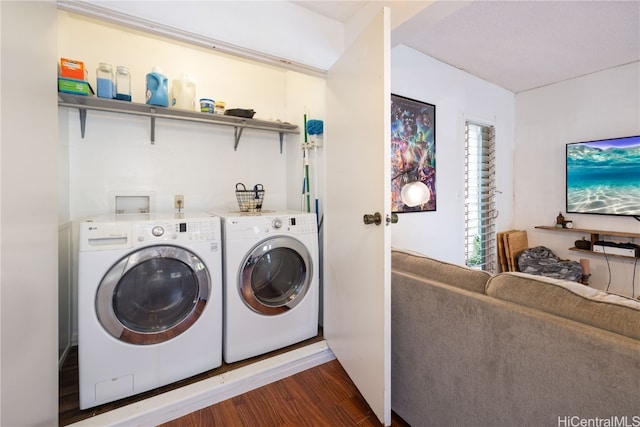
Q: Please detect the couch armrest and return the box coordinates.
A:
[487,272,640,340]
[392,248,491,294]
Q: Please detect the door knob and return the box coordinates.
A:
[363,212,382,225]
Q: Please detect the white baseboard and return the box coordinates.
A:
[69,340,335,427]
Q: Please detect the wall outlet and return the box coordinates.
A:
[174,195,184,210]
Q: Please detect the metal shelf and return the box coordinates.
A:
[58,93,299,151]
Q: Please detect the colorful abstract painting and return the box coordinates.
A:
[391,94,436,212]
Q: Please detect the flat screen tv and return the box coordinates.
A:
[566,135,640,218]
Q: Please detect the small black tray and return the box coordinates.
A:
[224,108,256,118]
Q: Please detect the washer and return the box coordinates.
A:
[214,210,319,364]
[77,212,222,410]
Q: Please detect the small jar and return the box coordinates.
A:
[115,66,131,101]
[200,98,215,113]
[96,63,114,99]
[214,100,225,114]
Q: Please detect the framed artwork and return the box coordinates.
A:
[391,93,436,213]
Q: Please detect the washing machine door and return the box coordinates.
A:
[239,236,313,315]
[96,245,210,345]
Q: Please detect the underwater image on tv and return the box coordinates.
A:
[566,135,640,217]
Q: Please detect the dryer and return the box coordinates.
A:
[214,210,319,363]
[77,212,222,409]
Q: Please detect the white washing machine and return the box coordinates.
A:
[213,210,319,364]
[77,212,222,410]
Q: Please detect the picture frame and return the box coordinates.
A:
[391,93,436,213]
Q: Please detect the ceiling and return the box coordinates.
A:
[292,0,640,93]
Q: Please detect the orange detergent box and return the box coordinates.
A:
[59,57,87,80]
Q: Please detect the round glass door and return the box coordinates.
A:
[239,236,313,315]
[96,245,210,345]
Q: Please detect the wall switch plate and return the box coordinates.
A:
[174,195,184,210]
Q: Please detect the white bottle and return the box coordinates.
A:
[171,74,196,110]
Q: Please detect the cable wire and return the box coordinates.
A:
[604,249,612,293]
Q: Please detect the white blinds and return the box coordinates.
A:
[464,122,497,272]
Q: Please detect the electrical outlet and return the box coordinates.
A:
[174,195,184,210]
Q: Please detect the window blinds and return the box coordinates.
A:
[464,122,497,272]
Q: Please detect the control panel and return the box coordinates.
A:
[225,214,317,238]
[134,219,219,244]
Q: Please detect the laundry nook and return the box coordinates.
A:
[2,1,638,426]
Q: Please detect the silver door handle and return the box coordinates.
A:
[363,212,382,225]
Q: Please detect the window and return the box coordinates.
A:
[464,122,497,272]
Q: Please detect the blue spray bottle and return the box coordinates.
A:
[145,66,169,107]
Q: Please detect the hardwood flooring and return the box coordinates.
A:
[59,335,324,425]
[59,334,409,426]
[158,359,410,427]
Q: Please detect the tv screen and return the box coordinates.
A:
[566,135,640,217]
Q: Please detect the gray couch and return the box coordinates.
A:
[391,248,640,427]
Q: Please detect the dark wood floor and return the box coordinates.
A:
[59,334,409,426]
[59,334,324,425]
[158,359,410,427]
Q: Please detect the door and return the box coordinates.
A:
[96,245,211,345]
[324,7,392,426]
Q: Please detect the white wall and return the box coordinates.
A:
[58,11,316,218]
[390,45,515,265]
[59,11,325,218]
[1,1,59,425]
[515,62,640,298]
[76,0,344,72]
[58,11,326,340]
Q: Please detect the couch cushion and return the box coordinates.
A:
[486,272,640,340]
[392,248,491,294]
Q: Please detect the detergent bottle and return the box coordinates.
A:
[171,74,196,110]
[145,66,169,107]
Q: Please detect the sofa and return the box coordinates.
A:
[391,248,640,427]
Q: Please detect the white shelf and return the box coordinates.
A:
[58,93,299,151]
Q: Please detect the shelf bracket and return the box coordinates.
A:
[150,108,156,144]
[279,132,284,154]
[78,108,87,138]
[233,126,244,151]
